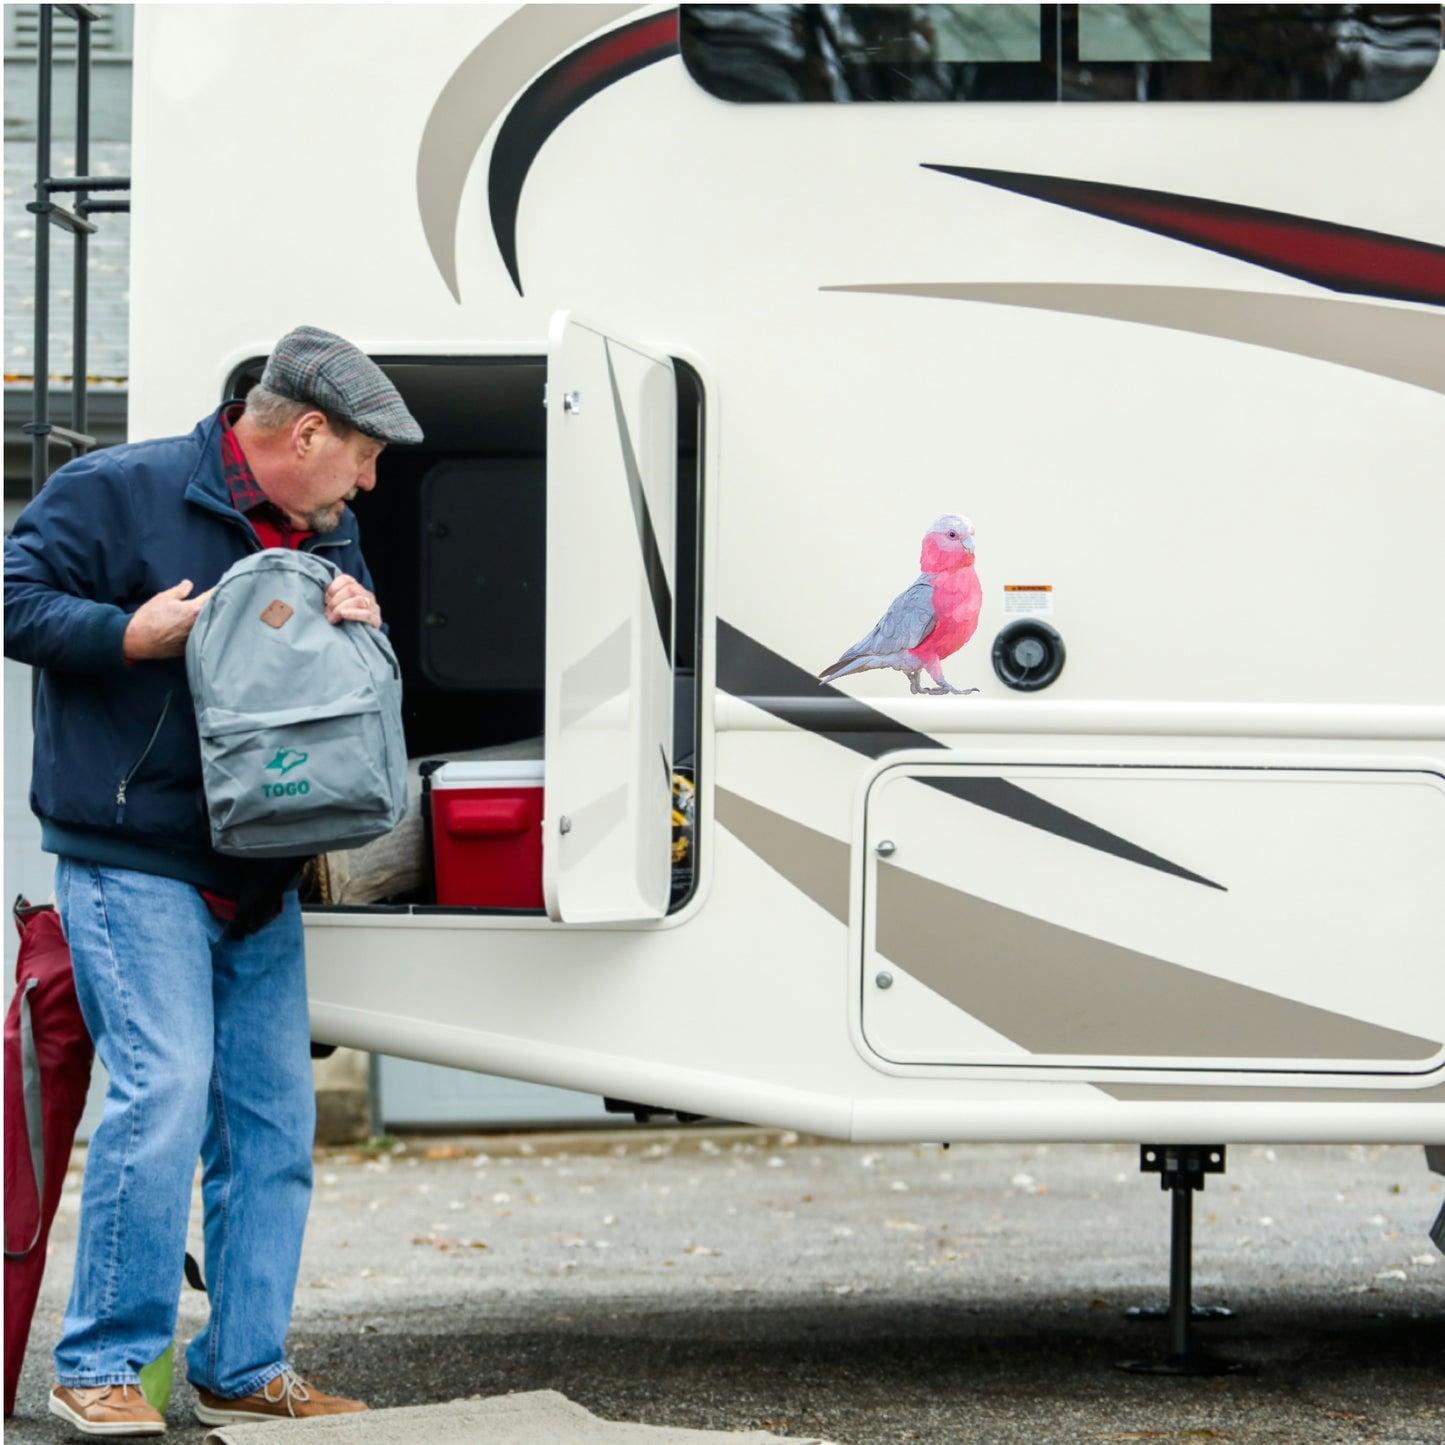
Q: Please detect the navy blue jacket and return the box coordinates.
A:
[4,406,377,890]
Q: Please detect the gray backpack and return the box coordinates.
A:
[186,550,408,858]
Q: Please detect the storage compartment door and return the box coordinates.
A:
[860,762,1445,1075]
[543,313,676,923]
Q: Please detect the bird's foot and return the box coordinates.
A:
[907,671,923,695]
[920,684,979,696]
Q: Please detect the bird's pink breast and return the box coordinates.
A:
[920,535,963,574]
[915,568,982,662]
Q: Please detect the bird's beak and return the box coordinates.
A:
[962,536,975,554]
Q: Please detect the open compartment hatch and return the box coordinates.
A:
[542,314,678,924]
[227,313,700,923]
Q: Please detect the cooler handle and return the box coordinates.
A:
[440,797,530,837]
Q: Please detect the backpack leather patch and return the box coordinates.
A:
[260,599,294,630]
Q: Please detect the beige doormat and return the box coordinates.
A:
[203,1389,838,1443]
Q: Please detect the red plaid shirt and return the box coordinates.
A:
[220,403,312,550]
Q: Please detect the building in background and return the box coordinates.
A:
[3,4,619,1133]
[4,3,132,520]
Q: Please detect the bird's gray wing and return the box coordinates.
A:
[858,577,936,656]
[825,577,936,672]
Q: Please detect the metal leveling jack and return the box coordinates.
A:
[1117,1145,1242,1377]
[1428,1146,1445,1256]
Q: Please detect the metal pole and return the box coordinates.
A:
[73,11,91,452]
[1167,1182,1194,1362]
[31,7,54,495]
[367,1052,384,1139]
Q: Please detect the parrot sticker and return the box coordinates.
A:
[818,515,982,696]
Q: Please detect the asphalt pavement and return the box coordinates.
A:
[8,1129,1443,1444]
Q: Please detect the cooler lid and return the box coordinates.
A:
[431,760,545,787]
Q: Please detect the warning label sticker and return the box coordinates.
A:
[1003,585,1054,616]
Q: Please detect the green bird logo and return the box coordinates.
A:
[265,749,308,777]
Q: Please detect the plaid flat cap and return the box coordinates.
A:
[260,326,423,445]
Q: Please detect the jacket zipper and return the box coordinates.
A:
[116,692,173,824]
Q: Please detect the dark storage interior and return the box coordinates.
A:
[351,360,550,759]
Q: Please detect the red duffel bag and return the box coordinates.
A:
[4,896,94,1417]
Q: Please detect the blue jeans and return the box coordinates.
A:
[53,861,315,1398]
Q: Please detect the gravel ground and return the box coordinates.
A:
[8,1131,1443,1443]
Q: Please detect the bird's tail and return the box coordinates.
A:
[817,653,872,683]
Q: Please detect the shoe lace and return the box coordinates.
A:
[80,1385,142,1407]
[261,1367,313,1417]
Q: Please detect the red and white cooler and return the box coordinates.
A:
[427,760,545,910]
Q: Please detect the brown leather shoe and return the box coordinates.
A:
[192,1367,367,1425]
[49,1383,166,1436]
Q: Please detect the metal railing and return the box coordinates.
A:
[25,3,131,496]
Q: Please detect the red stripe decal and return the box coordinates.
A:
[551,12,678,96]
[928,166,1445,309]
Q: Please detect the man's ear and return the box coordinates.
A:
[293,410,328,457]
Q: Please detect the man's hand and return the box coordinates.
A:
[122,579,213,660]
[325,574,383,629]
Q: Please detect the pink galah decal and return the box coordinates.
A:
[818,515,982,697]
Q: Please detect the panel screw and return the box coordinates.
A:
[875,972,894,990]
[559,815,572,835]
[875,839,896,857]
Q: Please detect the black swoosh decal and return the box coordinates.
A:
[717,621,1224,892]
[605,341,673,666]
[923,774,1223,891]
[489,10,679,295]
[416,5,640,303]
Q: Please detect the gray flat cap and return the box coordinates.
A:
[261,326,423,445]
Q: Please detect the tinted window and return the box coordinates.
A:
[679,4,1442,102]
[1078,5,1212,62]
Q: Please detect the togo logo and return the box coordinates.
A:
[262,749,311,799]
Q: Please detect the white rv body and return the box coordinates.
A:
[127,5,1445,1147]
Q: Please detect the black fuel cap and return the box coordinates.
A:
[992,619,1065,691]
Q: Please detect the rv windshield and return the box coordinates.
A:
[679,4,1443,102]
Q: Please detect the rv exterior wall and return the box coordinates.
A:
[130,6,1444,708]
[130,6,1445,1145]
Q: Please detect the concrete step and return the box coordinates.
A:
[203,1389,837,1443]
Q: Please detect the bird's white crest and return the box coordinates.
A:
[927,514,973,539]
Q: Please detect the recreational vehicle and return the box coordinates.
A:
[124,3,1444,1305]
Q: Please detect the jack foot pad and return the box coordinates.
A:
[1116,1352,1245,1376]
[1125,1305,1235,1322]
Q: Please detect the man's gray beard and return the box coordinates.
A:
[305,505,343,534]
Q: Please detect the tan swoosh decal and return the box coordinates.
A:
[715,788,850,925]
[417,4,640,302]
[877,863,1439,1064]
[821,283,1445,396]
[1098,1079,1445,1102]
[715,789,1439,1065]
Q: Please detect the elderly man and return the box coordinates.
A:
[4,327,421,1436]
